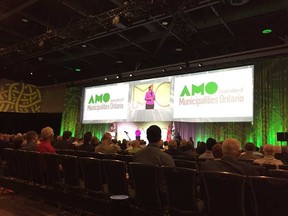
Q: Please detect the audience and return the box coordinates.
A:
[53,131,74,150]
[36,127,56,153]
[126,140,141,154]
[21,131,38,151]
[238,142,260,160]
[199,137,217,159]
[12,134,24,149]
[254,144,283,166]
[211,143,223,159]
[78,131,95,152]
[95,132,117,154]
[201,138,258,175]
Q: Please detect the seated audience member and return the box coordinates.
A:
[199,137,217,159]
[12,134,24,149]
[212,143,223,159]
[133,125,175,203]
[90,136,98,147]
[78,131,95,152]
[201,138,257,175]
[53,131,74,150]
[254,144,283,166]
[179,139,188,152]
[126,140,141,154]
[196,141,206,156]
[21,131,37,151]
[36,127,56,153]
[95,132,117,154]
[133,125,175,167]
[165,140,180,157]
[238,142,260,160]
[275,146,288,164]
[183,140,197,156]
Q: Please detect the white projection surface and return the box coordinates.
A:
[81,65,254,123]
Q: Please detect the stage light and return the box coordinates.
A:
[116,75,119,79]
[22,18,28,23]
[116,60,122,64]
[81,44,87,48]
[179,66,183,70]
[175,47,182,52]
[38,57,43,61]
[162,21,168,26]
[162,69,167,72]
[30,72,33,75]
[104,77,108,80]
[75,68,81,72]
[198,63,202,67]
[129,74,133,77]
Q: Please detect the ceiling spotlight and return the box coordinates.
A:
[22,18,28,23]
[198,63,202,67]
[104,77,108,80]
[175,47,183,52]
[75,68,81,72]
[116,60,123,64]
[129,74,133,77]
[38,57,43,61]
[30,72,33,75]
[81,44,87,48]
[116,75,119,79]
[38,40,44,48]
[162,69,167,72]
[179,66,183,70]
[162,21,168,26]
[46,74,52,77]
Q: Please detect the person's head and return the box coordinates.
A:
[146,125,161,144]
[274,145,282,154]
[196,141,206,155]
[13,135,24,149]
[84,131,92,143]
[186,140,194,150]
[62,131,72,141]
[168,140,177,149]
[131,140,140,148]
[222,138,241,158]
[24,131,38,143]
[263,144,275,156]
[212,143,223,159]
[101,132,112,142]
[148,84,153,91]
[41,127,54,141]
[206,137,217,150]
[244,142,255,152]
[180,139,187,147]
[282,146,288,154]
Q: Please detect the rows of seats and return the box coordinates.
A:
[1,148,288,216]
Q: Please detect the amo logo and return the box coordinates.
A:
[180,82,218,96]
[88,93,110,104]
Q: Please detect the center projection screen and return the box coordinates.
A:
[82,65,254,123]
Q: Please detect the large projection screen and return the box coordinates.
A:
[81,65,253,123]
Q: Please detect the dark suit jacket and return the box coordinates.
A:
[201,155,258,176]
[53,140,74,150]
[78,142,95,152]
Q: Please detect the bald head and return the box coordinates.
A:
[263,144,274,155]
[222,138,241,157]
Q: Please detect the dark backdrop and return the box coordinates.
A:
[0,112,62,135]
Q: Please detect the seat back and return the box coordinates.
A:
[163,166,198,215]
[174,159,197,170]
[2,148,17,178]
[102,159,128,196]
[60,155,80,189]
[129,162,163,212]
[14,149,31,181]
[79,157,103,193]
[269,169,288,178]
[249,176,288,216]
[42,153,62,187]
[26,151,45,185]
[201,171,246,216]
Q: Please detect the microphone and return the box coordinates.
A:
[124,131,128,134]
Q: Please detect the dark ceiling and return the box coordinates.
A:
[0,0,287,86]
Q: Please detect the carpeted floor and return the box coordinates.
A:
[0,191,97,216]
